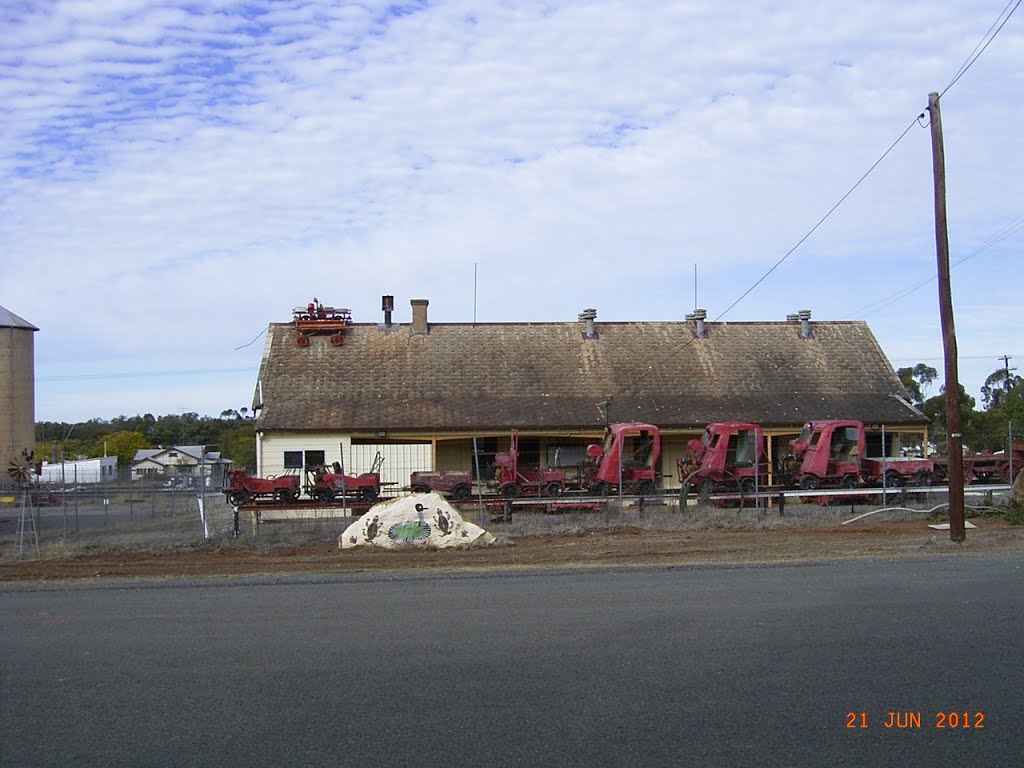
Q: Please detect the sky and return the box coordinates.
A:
[2,0,1022,424]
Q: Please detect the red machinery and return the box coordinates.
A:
[223,469,300,506]
[677,422,768,498]
[787,420,935,490]
[306,454,383,504]
[933,440,1023,485]
[489,430,568,498]
[584,423,660,495]
[408,470,474,500]
[292,298,352,347]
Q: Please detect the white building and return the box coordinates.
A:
[39,456,118,484]
[131,445,231,484]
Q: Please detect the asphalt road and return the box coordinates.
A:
[2,556,1021,767]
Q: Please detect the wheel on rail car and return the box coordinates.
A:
[297,334,311,347]
[410,484,430,494]
[451,484,472,501]
[840,474,858,489]
[545,482,563,497]
[1000,463,1019,484]
[592,481,610,496]
[276,488,298,504]
[884,472,905,488]
[329,334,344,346]
[739,477,756,496]
[313,489,334,504]
[698,478,717,502]
[914,470,933,487]
[799,475,820,491]
[227,490,248,507]
[358,486,378,502]
[501,483,520,498]
[637,480,657,497]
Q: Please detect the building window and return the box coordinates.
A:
[283,450,327,471]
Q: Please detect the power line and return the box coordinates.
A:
[234,328,267,350]
[890,354,1021,362]
[37,367,253,382]
[609,3,1021,405]
[712,119,920,324]
[842,212,1024,319]
[611,116,920,403]
[941,0,1022,97]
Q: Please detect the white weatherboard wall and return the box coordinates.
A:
[258,433,432,490]
[349,443,432,494]
[257,433,351,477]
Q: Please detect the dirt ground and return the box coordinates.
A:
[2,503,1022,583]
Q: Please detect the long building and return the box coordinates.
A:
[252,299,927,491]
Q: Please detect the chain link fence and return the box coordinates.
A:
[0,469,236,558]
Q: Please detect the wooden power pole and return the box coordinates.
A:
[928,91,966,542]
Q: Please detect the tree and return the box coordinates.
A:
[897,363,938,406]
[91,431,150,467]
[922,383,980,451]
[981,367,1023,410]
[219,423,256,473]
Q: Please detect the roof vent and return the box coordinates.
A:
[692,308,708,339]
[382,295,394,326]
[578,308,598,339]
[798,309,812,339]
[786,313,799,323]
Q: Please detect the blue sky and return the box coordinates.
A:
[2,0,1021,423]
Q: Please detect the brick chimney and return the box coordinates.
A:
[411,299,429,335]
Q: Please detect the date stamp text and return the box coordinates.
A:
[846,711,985,729]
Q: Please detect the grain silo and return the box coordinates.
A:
[1,305,38,488]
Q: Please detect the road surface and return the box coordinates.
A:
[2,555,1021,767]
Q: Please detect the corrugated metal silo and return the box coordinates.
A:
[1,305,39,487]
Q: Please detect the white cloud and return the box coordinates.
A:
[2,0,1022,420]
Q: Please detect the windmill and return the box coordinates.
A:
[8,448,39,558]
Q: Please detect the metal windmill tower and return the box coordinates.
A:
[8,448,39,558]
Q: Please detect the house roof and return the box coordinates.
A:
[253,318,926,433]
[131,446,229,465]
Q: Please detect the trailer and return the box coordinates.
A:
[489,431,568,497]
[292,298,352,347]
[788,420,935,490]
[933,441,1022,485]
[223,469,300,506]
[306,454,383,504]
[408,470,474,500]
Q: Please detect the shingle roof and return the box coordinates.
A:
[254,319,926,432]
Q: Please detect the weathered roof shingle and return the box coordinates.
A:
[254,319,925,432]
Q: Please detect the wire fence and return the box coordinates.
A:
[0,471,236,558]
[1,470,1016,561]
